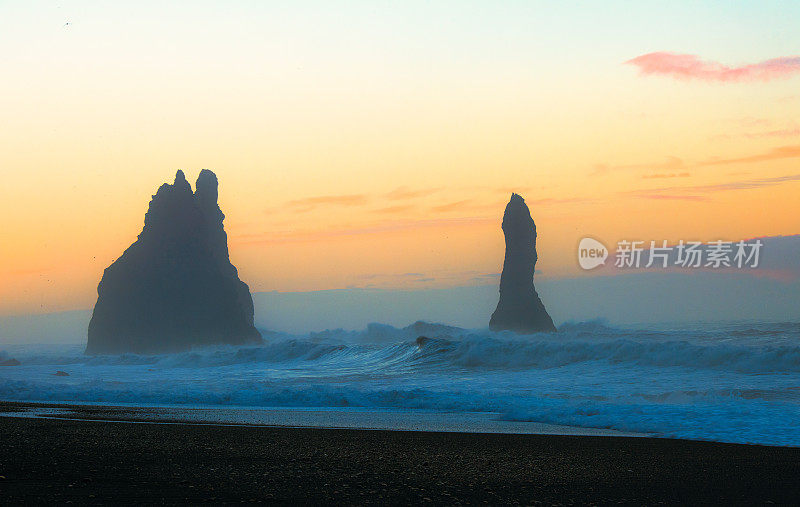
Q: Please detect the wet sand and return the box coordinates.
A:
[1,402,799,504]
[0,401,647,437]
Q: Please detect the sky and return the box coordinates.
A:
[1,1,799,319]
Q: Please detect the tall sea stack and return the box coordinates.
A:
[489,193,556,334]
[86,170,261,354]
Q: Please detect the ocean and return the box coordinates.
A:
[2,320,799,446]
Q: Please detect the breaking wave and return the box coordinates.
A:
[2,320,800,446]
[5,322,800,374]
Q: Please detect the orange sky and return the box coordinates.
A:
[1,2,799,316]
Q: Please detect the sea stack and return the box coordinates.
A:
[489,193,556,334]
[86,170,261,354]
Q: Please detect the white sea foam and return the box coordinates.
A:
[1,320,799,446]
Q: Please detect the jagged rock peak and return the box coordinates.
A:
[86,170,261,354]
[504,193,535,232]
[173,169,191,191]
[195,169,219,206]
[489,193,556,334]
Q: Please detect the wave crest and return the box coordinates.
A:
[6,320,800,374]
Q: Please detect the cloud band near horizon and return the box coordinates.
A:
[627,52,800,82]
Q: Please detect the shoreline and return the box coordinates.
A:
[0,400,648,438]
[1,407,799,504]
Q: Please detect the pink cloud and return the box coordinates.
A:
[626,52,800,82]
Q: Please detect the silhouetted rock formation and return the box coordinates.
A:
[86,170,261,354]
[489,194,556,334]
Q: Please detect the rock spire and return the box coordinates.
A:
[489,193,556,334]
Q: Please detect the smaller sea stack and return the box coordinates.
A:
[489,193,556,334]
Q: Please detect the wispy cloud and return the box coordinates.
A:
[626,52,800,82]
[592,156,684,176]
[598,145,800,180]
[743,128,800,139]
[714,126,800,141]
[468,273,500,282]
[692,174,800,191]
[372,204,414,215]
[527,197,594,206]
[495,186,532,195]
[431,200,472,213]
[635,173,800,200]
[700,145,800,166]
[286,194,368,212]
[642,172,691,179]
[342,269,504,290]
[233,217,494,245]
[638,194,710,202]
[384,187,441,201]
[282,186,442,213]
[355,272,425,280]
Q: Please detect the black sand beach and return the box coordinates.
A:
[1,403,799,504]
